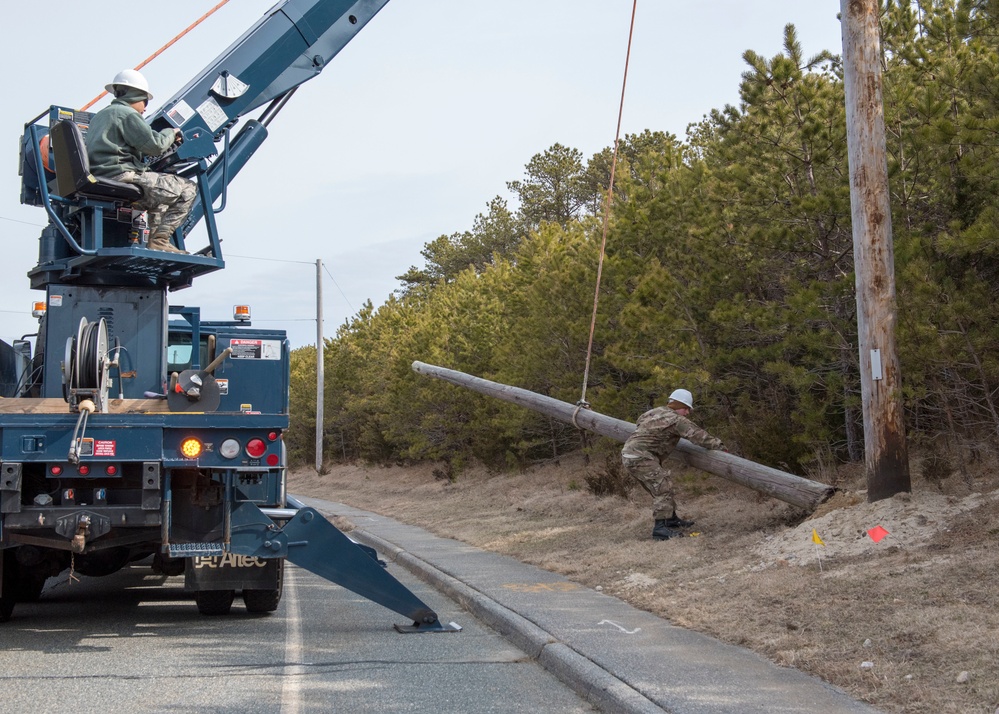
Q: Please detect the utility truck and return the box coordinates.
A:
[1,0,453,632]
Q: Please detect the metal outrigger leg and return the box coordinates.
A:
[229,502,461,633]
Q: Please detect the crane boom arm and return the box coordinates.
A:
[148,0,391,162]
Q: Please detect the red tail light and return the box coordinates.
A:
[246,438,267,458]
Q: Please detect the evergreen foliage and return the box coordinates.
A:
[286,1,999,475]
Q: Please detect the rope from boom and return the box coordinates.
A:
[578,0,638,410]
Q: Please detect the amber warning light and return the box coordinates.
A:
[32,301,46,318]
[233,305,251,321]
[180,438,204,459]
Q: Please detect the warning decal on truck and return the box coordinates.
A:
[197,97,228,132]
[76,438,114,457]
[229,339,282,360]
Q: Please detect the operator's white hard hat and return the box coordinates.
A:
[668,388,693,409]
[106,69,153,100]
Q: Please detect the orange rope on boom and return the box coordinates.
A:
[578,0,638,408]
[80,0,233,111]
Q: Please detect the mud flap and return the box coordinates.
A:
[228,503,459,632]
[185,553,280,591]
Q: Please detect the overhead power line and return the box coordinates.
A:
[322,263,354,313]
[0,215,47,228]
[227,253,314,265]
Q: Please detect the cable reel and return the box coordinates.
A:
[62,317,111,413]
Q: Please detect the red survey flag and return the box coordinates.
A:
[868,525,889,543]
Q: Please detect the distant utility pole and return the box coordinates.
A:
[316,258,324,473]
[841,0,911,501]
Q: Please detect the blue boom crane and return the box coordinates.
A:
[1,0,456,632]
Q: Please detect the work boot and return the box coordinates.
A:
[147,233,188,254]
[665,511,695,529]
[652,519,682,541]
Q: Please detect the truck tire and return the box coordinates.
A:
[152,552,186,577]
[242,560,284,613]
[16,574,47,602]
[1,553,17,622]
[195,589,235,616]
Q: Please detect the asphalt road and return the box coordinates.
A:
[2,500,882,714]
[0,561,595,713]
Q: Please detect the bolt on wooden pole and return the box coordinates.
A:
[841,0,911,501]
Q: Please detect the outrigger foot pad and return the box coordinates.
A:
[394,619,463,634]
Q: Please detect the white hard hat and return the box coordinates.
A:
[668,388,693,409]
[105,69,153,100]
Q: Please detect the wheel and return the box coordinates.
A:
[151,552,186,577]
[194,589,235,616]
[16,574,47,602]
[243,560,283,613]
[1,553,17,622]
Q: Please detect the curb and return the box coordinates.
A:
[350,527,666,714]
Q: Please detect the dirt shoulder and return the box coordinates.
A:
[288,453,999,714]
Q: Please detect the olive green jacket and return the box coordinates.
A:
[85,99,174,177]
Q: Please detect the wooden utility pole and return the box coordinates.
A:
[315,258,324,473]
[412,361,836,511]
[841,0,910,501]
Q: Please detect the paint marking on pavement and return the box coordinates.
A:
[281,568,304,714]
[598,619,641,634]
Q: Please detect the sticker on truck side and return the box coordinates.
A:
[74,438,116,457]
[229,339,282,360]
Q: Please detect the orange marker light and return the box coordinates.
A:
[180,438,203,459]
[233,305,251,321]
[32,301,47,318]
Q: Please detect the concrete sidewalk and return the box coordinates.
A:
[295,495,882,714]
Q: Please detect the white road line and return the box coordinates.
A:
[281,567,304,714]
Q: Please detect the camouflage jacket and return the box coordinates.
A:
[621,406,723,461]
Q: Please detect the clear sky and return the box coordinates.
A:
[0,0,844,349]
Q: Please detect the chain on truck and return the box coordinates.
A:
[0,0,457,633]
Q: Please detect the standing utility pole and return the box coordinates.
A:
[316,258,324,473]
[841,0,910,500]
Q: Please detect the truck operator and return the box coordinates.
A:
[85,69,196,254]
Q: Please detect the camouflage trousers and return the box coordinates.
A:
[622,454,676,520]
[114,170,196,239]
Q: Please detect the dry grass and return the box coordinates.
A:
[289,452,999,714]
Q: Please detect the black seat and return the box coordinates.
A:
[49,120,143,202]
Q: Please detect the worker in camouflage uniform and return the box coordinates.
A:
[85,69,195,254]
[621,388,725,541]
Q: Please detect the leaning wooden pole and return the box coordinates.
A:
[412,361,835,511]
